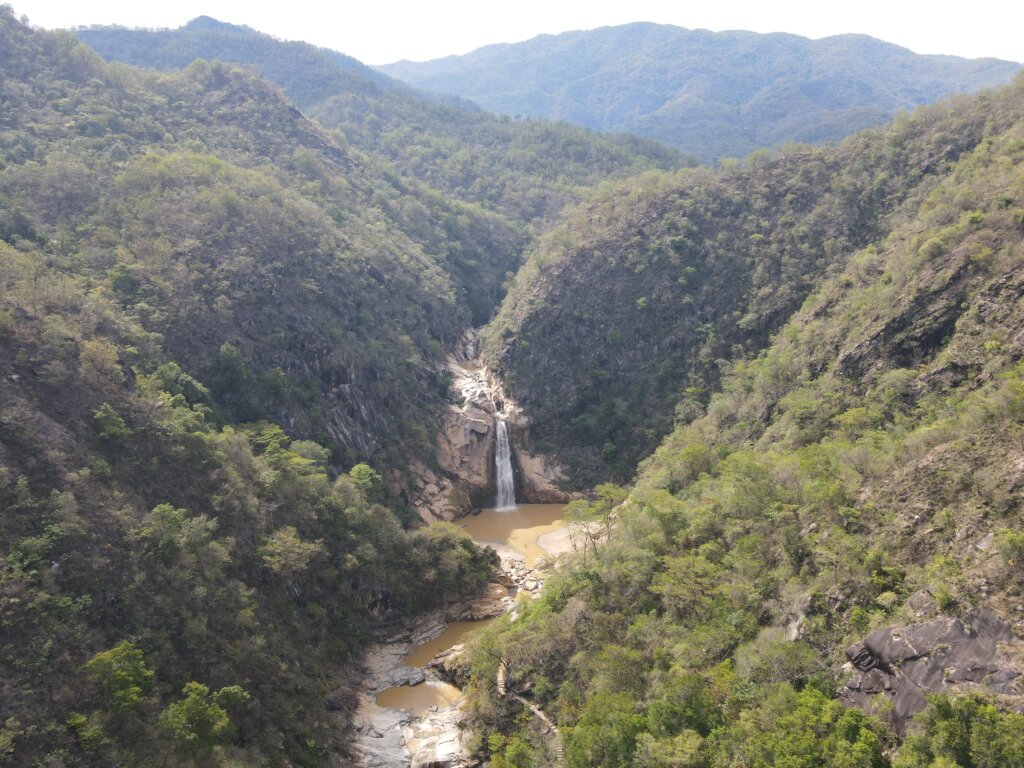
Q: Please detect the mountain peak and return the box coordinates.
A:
[183,15,242,33]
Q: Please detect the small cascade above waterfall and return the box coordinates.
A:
[494,419,516,511]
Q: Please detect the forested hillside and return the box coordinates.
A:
[76,18,688,225]
[381,23,1021,160]
[0,10,502,764]
[3,7,534,464]
[464,74,1024,767]
[484,81,1024,485]
[4,5,1024,768]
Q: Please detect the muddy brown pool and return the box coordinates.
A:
[373,504,567,713]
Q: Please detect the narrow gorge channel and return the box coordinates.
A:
[352,330,576,767]
[352,503,571,766]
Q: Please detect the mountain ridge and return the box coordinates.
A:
[75,18,689,226]
[380,22,1022,160]
[465,71,1024,767]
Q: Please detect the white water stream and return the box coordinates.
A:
[494,419,516,510]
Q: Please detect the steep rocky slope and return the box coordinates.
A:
[381,23,1021,160]
[484,78,1024,486]
[462,75,1024,767]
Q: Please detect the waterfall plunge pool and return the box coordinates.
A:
[459,503,569,568]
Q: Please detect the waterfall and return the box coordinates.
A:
[494,419,516,511]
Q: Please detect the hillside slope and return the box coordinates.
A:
[464,74,1024,768]
[484,79,1024,486]
[0,10,506,765]
[3,9,533,470]
[381,23,1021,160]
[75,18,688,225]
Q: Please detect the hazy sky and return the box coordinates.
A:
[14,0,1024,65]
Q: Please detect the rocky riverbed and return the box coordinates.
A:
[350,598,505,767]
[351,505,579,767]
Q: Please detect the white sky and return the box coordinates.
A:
[13,0,1024,65]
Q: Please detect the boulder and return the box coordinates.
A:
[447,580,514,621]
[840,608,1023,732]
[430,644,470,688]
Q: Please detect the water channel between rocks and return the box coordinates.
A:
[372,503,568,715]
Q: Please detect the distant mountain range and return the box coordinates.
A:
[380,23,1022,159]
[75,18,685,230]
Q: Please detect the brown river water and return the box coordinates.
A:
[373,504,566,713]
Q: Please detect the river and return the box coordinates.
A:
[371,503,568,713]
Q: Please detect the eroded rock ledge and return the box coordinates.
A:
[840,606,1024,732]
[408,329,571,522]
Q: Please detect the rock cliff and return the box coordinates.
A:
[408,330,570,522]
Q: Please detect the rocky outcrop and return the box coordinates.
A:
[352,615,471,768]
[430,644,471,689]
[446,580,515,621]
[352,571,515,767]
[500,555,546,598]
[409,329,571,521]
[840,608,1024,732]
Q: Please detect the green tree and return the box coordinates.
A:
[349,462,382,502]
[84,641,154,713]
[93,402,132,440]
[159,681,249,756]
[895,694,1024,768]
[566,692,647,768]
[259,525,324,578]
[651,555,719,620]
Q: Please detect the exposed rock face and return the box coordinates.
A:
[352,615,472,768]
[351,572,513,767]
[352,697,470,768]
[409,329,571,521]
[512,445,570,504]
[840,608,1024,732]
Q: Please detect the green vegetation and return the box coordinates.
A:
[895,696,1024,768]
[3,5,1024,767]
[76,17,689,227]
[2,6,534,476]
[0,277,498,762]
[485,73,1024,487]
[381,22,1021,160]
[0,9,502,764]
[462,73,1024,767]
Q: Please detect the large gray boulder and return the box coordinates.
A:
[840,608,1022,732]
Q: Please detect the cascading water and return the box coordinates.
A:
[494,418,516,511]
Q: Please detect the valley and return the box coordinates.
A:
[1,6,1023,768]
